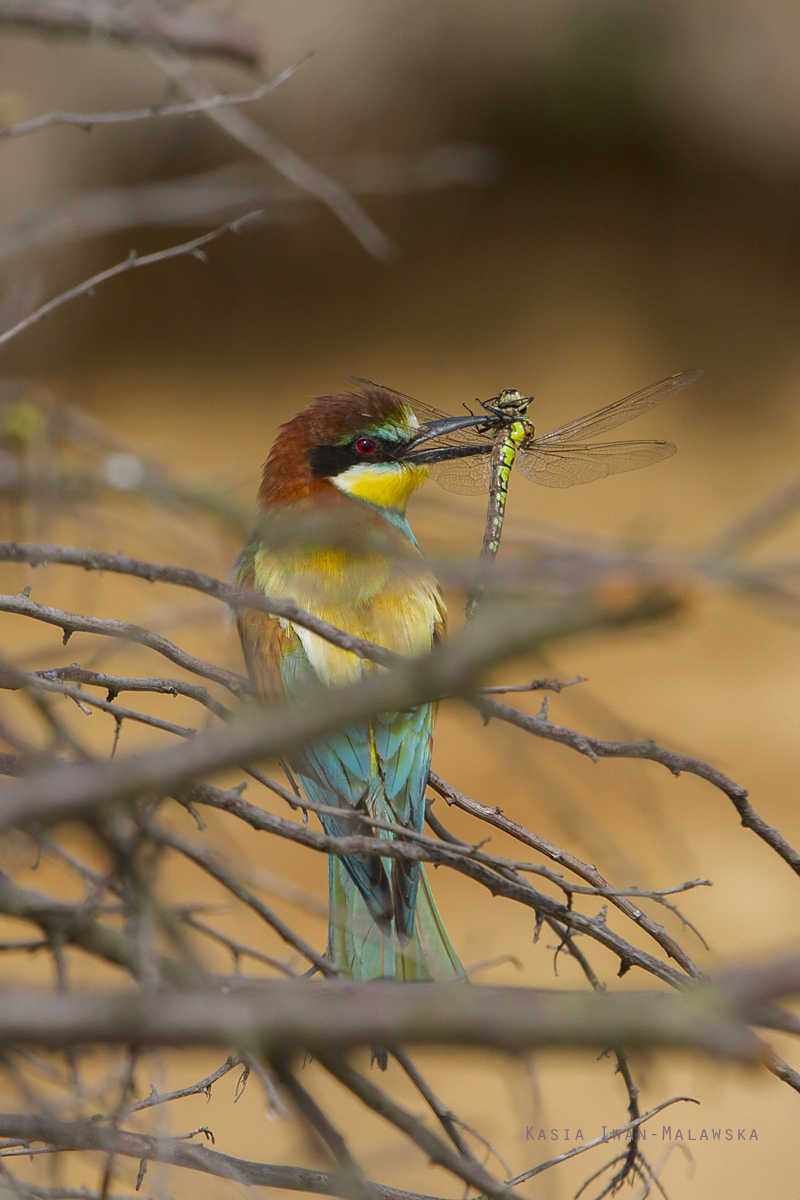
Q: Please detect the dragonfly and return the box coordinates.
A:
[350,369,702,560]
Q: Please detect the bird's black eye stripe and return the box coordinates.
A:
[305,436,405,479]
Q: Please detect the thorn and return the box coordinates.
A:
[61,628,72,646]
[234,1065,250,1102]
[110,715,123,759]
[183,800,206,832]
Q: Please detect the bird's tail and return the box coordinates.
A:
[327,855,462,981]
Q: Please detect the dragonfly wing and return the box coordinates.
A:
[517,440,677,488]
[347,376,441,417]
[428,455,492,495]
[347,376,489,449]
[535,369,702,446]
[347,376,454,429]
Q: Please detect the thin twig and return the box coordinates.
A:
[270,1058,379,1200]
[34,667,231,719]
[390,1047,510,1175]
[149,823,337,977]
[127,1056,243,1114]
[187,783,689,987]
[0,213,265,352]
[0,60,309,138]
[156,57,394,260]
[182,914,298,977]
[427,771,704,976]
[476,694,800,878]
[480,675,585,694]
[316,1053,526,1200]
[508,1096,699,1184]
[7,673,198,740]
[0,1111,440,1200]
[0,542,401,670]
[0,591,248,697]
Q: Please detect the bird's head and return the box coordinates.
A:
[259,381,475,512]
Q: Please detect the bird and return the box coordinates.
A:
[235,380,472,983]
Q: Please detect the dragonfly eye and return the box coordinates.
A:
[355,437,376,456]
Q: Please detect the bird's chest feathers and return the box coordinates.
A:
[253,541,443,686]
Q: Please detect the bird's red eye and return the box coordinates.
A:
[355,438,376,456]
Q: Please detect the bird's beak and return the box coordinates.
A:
[402,413,491,465]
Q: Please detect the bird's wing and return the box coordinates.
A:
[234,554,293,701]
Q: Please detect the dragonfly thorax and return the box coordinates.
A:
[487,387,533,417]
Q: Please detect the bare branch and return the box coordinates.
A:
[0,1112,441,1200]
[156,57,395,260]
[710,467,800,559]
[0,869,182,984]
[0,589,669,834]
[0,543,399,670]
[0,213,265,353]
[149,823,336,977]
[183,784,690,987]
[2,672,197,740]
[0,1,262,66]
[181,915,298,977]
[0,965,787,1055]
[33,668,231,719]
[428,771,704,976]
[476,694,800,876]
[0,60,309,138]
[316,1052,522,1200]
[509,1096,698,1184]
[0,544,765,879]
[0,147,494,267]
[127,1056,243,1115]
[270,1059,379,1200]
[0,591,247,697]
[389,1047,503,1173]
[480,675,585,694]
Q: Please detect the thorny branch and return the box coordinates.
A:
[0,589,247,696]
[10,12,800,1200]
[1,541,792,891]
[474,693,800,877]
[0,1111,437,1200]
[3,456,800,1197]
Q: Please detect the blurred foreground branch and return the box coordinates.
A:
[0,962,797,1056]
[0,1,262,66]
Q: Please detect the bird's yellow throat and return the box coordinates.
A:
[331,462,429,511]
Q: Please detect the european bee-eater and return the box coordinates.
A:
[236,382,473,982]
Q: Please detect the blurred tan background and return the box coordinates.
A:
[2,2,800,1197]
